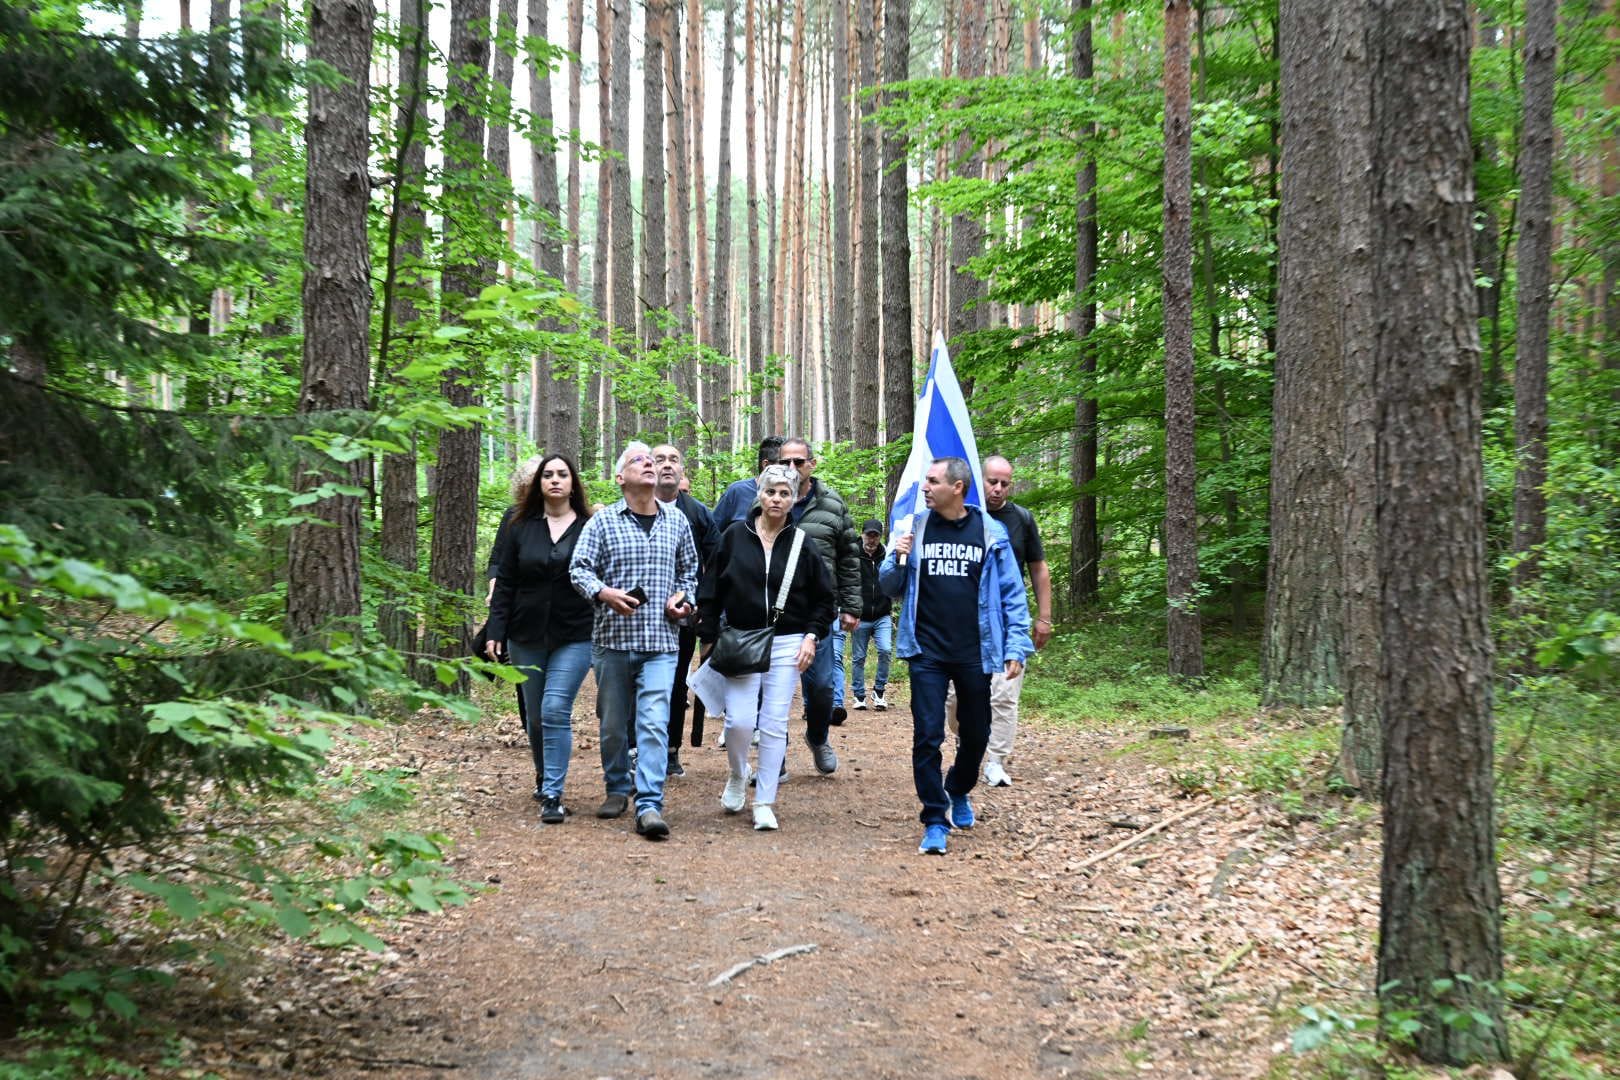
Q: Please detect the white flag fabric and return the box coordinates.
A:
[887,332,986,543]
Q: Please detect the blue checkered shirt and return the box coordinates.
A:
[569,499,699,653]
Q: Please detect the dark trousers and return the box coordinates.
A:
[667,625,707,751]
[798,620,837,747]
[908,655,991,827]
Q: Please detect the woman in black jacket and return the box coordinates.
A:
[696,464,836,831]
[485,454,594,824]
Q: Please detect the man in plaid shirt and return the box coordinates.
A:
[570,441,699,839]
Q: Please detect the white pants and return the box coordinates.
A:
[721,635,803,806]
[945,668,1024,767]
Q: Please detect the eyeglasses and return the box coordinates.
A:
[781,457,810,467]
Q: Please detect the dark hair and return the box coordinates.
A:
[756,434,785,470]
[520,454,591,521]
[780,436,814,460]
[931,456,971,492]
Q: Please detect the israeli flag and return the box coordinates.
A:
[887,331,986,544]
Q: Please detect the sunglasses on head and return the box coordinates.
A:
[780,457,809,467]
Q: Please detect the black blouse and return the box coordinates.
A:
[487,515,594,648]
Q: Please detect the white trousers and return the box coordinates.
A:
[721,635,803,806]
[945,667,1024,767]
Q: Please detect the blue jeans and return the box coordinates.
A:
[907,655,991,827]
[799,619,838,746]
[849,615,892,701]
[509,639,593,800]
[593,647,678,814]
[831,621,847,708]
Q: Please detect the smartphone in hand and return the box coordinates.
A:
[625,585,649,606]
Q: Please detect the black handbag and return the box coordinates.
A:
[708,530,806,677]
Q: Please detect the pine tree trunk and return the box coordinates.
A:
[1511,0,1556,594]
[491,0,519,458]
[824,0,854,442]
[947,0,985,372]
[1337,0,1379,796]
[378,0,428,664]
[686,0,708,351]
[1372,0,1510,1063]
[851,0,881,452]
[880,0,913,497]
[708,0,738,431]
[610,0,637,448]
[587,0,612,473]
[532,0,576,462]
[567,0,583,295]
[745,0,766,435]
[1161,0,1203,680]
[429,0,493,673]
[1069,0,1100,607]
[288,0,373,641]
[1264,0,1347,707]
[642,0,668,356]
[666,1,697,416]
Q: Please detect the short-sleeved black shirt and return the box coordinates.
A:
[989,501,1045,581]
[915,510,985,664]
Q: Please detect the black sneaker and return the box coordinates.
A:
[668,754,686,778]
[808,737,838,775]
[830,706,848,726]
[635,809,670,839]
[540,797,566,824]
[596,793,630,819]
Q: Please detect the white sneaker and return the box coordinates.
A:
[871,693,888,710]
[721,770,748,813]
[852,697,868,711]
[983,760,1012,788]
[752,804,779,831]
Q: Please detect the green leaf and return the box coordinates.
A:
[103,990,139,1020]
[275,905,313,938]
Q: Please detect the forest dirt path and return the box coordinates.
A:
[269,680,1380,1080]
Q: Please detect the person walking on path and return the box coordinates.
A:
[696,464,836,831]
[770,439,862,775]
[946,454,1053,787]
[653,442,717,777]
[484,455,543,745]
[848,519,894,712]
[485,455,595,824]
[710,434,785,527]
[570,442,699,840]
[880,457,1032,856]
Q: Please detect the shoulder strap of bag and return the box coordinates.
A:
[768,529,806,623]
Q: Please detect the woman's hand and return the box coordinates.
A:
[795,633,817,672]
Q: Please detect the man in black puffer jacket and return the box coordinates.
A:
[774,438,861,775]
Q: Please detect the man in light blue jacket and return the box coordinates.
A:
[879,456,1033,856]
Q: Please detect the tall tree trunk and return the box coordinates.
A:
[1069,0,1100,607]
[851,0,881,452]
[1512,0,1557,595]
[1371,0,1510,1064]
[377,0,428,664]
[430,0,493,673]
[826,0,854,442]
[587,0,613,473]
[288,0,373,640]
[686,0,708,351]
[880,0,914,497]
[948,0,985,362]
[708,0,738,431]
[642,0,668,356]
[1264,0,1347,707]
[745,0,766,434]
[1162,0,1203,680]
[566,0,583,295]
[610,0,637,448]
[532,0,577,462]
[666,0,697,417]
[491,0,520,459]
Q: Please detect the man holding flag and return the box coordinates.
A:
[880,335,1031,855]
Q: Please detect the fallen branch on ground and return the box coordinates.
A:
[708,943,819,987]
[1203,941,1254,989]
[1072,801,1211,872]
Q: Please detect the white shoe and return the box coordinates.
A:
[752,804,779,831]
[852,697,868,711]
[721,770,747,813]
[983,760,1012,788]
[870,693,888,710]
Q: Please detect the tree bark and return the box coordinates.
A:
[1511,0,1557,594]
[1264,0,1347,707]
[666,0,696,414]
[587,0,612,473]
[708,0,738,431]
[947,0,985,360]
[880,0,913,497]
[686,0,707,352]
[745,0,766,436]
[825,0,854,442]
[429,0,493,672]
[1069,0,1100,607]
[610,0,637,447]
[1371,0,1510,1063]
[642,0,668,356]
[566,0,583,295]
[851,0,881,452]
[288,0,373,641]
[532,0,577,462]
[491,0,520,458]
[1162,0,1202,680]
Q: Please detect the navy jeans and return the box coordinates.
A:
[798,619,838,747]
[907,655,991,827]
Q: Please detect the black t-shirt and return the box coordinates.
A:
[914,510,985,663]
[989,502,1044,581]
[629,510,658,535]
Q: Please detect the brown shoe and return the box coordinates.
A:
[596,793,630,819]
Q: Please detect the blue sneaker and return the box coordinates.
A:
[918,823,949,855]
[949,794,975,830]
